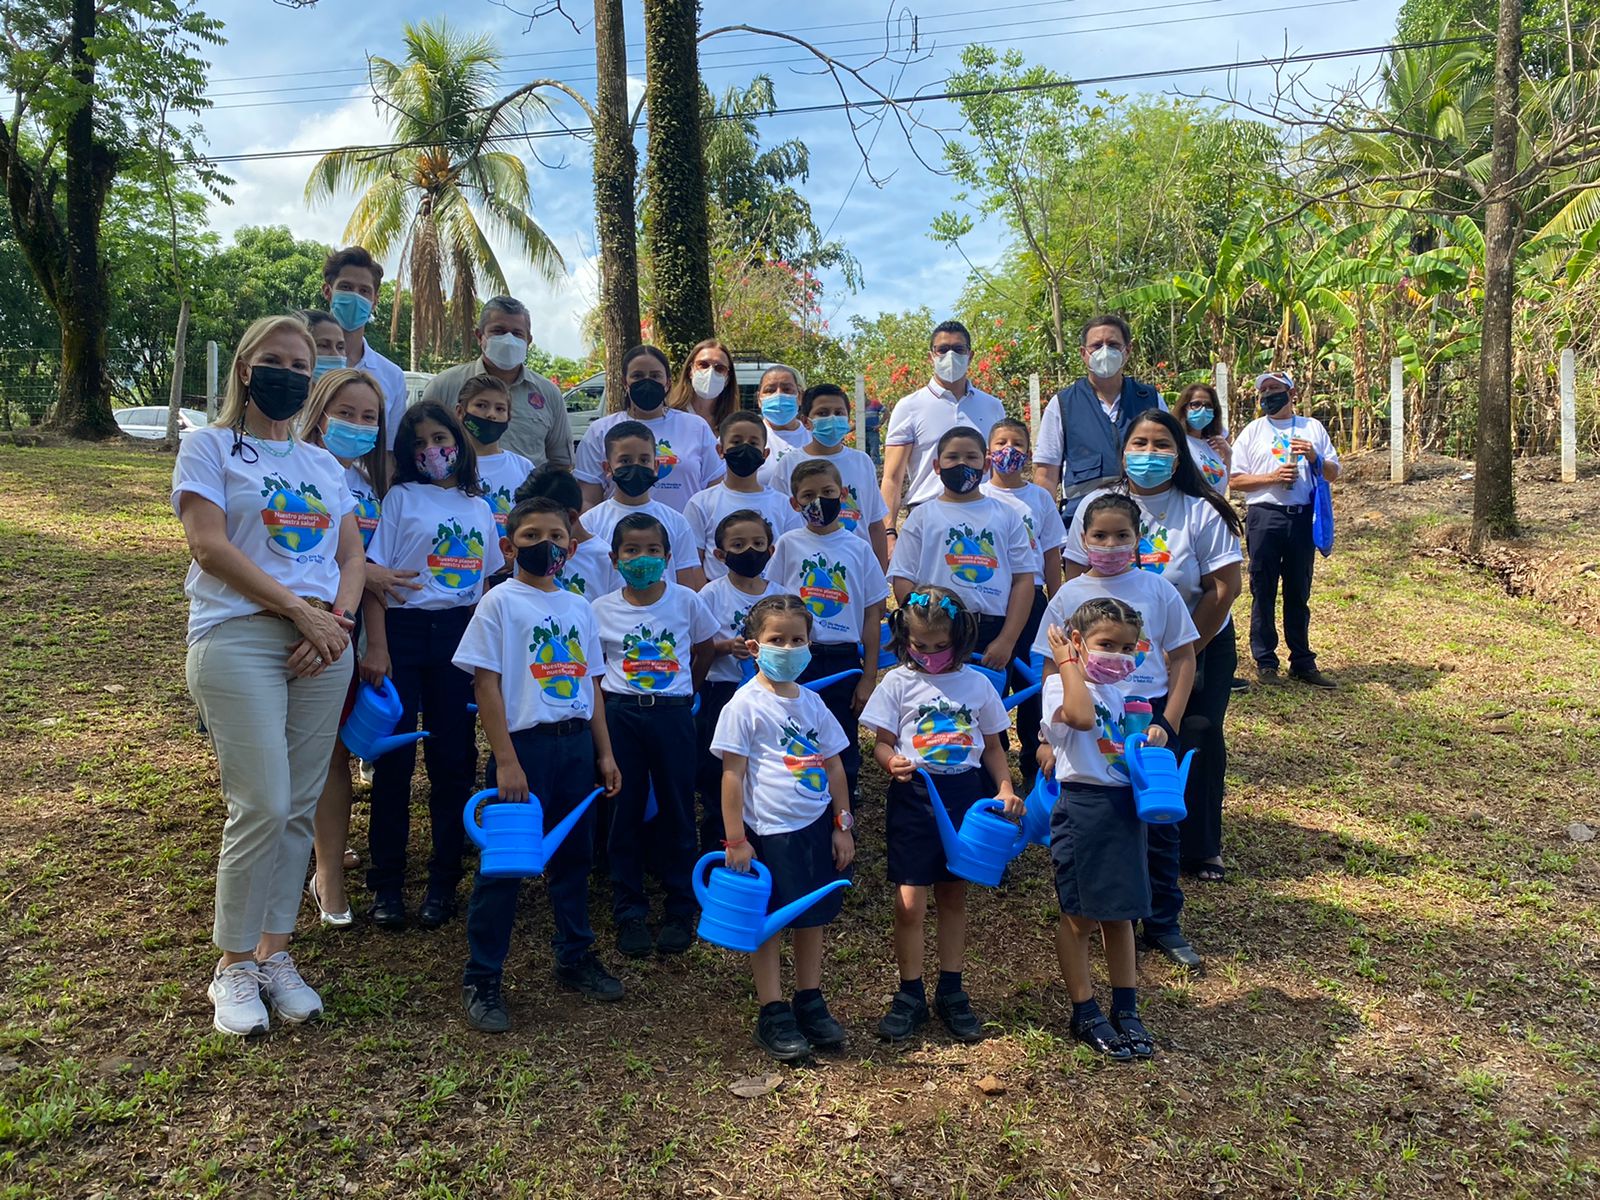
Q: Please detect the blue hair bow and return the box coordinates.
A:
[906,591,960,620]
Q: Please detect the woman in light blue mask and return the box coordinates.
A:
[755,364,808,455]
[302,310,347,381]
[1177,382,1231,495]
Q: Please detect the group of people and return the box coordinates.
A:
[173,245,1342,1064]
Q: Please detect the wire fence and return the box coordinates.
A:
[0,348,61,430]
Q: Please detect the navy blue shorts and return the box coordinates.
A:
[885,767,988,886]
[1050,781,1150,921]
[746,809,852,929]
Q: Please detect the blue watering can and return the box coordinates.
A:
[1124,733,1194,825]
[736,659,863,693]
[1021,770,1058,847]
[341,677,429,760]
[965,655,1044,713]
[920,768,1027,887]
[691,852,852,952]
[464,786,604,877]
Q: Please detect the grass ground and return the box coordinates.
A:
[1,443,1597,1199]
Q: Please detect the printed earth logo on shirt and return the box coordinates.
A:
[487,485,515,537]
[351,492,380,550]
[1137,521,1172,574]
[1269,432,1300,464]
[527,619,589,703]
[799,554,849,619]
[428,519,486,591]
[654,438,679,481]
[779,719,829,795]
[910,699,976,768]
[1022,512,1038,552]
[1095,701,1129,778]
[838,485,864,532]
[258,475,332,558]
[620,625,679,691]
[555,567,588,597]
[1198,457,1226,489]
[943,524,998,585]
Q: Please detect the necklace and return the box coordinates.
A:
[1137,487,1172,530]
[244,432,296,459]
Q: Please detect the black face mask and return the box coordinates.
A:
[248,366,310,422]
[628,378,667,412]
[516,539,568,578]
[800,495,843,528]
[723,443,765,478]
[939,463,984,495]
[1260,391,1291,416]
[722,546,772,578]
[462,413,509,445]
[611,463,657,498]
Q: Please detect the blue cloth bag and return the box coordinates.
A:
[1309,455,1334,557]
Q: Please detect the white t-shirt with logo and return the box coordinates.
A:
[578,496,700,584]
[887,495,1033,617]
[343,463,381,551]
[476,450,535,540]
[572,408,724,512]
[764,420,810,454]
[1189,435,1229,494]
[348,342,409,451]
[768,446,889,548]
[1040,673,1133,787]
[172,427,356,644]
[1031,568,1198,701]
[683,483,802,581]
[698,575,785,683]
[452,581,602,730]
[553,536,618,602]
[1061,485,1242,618]
[980,479,1068,581]
[592,582,719,698]
[711,683,849,835]
[884,380,1006,505]
[860,665,1010,776]
[768,525,890,645]
[1230,414,1340,507]
[367,481,504,610]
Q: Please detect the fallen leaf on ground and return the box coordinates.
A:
[728,1073,783,1098]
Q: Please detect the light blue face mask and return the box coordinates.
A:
[757,642,812,683]
[1124,451,1176,488]
[329,291,373,332]
[323,416,379,459]
[313,355,345,380]
[810,415,850,447]
[1185,407,1213,431]
[761,394,799,426]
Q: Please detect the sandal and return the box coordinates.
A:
[1071,1016,1132,1060]
[342,847,361,871]
[1196,862,1226,883]
[1111,1011,1155,1058]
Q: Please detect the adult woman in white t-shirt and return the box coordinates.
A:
[1175,382,1231,495]
[173,315,367,1037]
[1060,408,1243,966]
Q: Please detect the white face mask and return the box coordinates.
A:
[482,331,527,371]
[933,350,970,384]
[691,366,723,400]
[1088,345,1125,379]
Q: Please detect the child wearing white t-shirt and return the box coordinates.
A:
[578,420,705,589]
[713,595,856,1062]
[453,497,626,1030]
[456,373,534,545]
[683,410,801,582]
[767,383,890,567]
[515,464,618,600]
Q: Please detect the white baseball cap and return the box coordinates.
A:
[1254,370,1295,391]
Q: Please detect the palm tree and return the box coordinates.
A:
[304,20,564,368]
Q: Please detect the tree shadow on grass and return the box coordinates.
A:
[1221,808,1420,883]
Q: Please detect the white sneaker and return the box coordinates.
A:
[210,961,270,1036]
[258,951,324,1024]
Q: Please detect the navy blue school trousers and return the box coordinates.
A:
[603,693,697,924]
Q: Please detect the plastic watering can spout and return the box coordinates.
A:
[1177,748,1196,791]
[761,879,853,943]
[804,668,862,693]
[691,852,852,953]
[341,675,430,761]
[370,730,429,757]
[918,768,963,862]
[543,787,604,858]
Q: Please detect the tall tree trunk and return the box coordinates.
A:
[594,0,641,402]
[50,0,116,438]
[163,298,191,449]
[1474,0,1522,545]
[642,0,714,364]
[1046,278,1066,357]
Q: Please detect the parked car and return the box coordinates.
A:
[402,371,434,407]
[561,358,788,447]
[114,406,210,441]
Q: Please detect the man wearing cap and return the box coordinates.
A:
[421,296,574,469]
[1229,371,1340,688]
[1034,314,1165,524]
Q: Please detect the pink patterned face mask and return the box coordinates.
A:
[908,646,958,674]
[1085,544,1136,575]
[1082,650,1137,684]
[415,443,459,481]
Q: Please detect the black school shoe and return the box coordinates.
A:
[416,888,458,930]
[793,993,846,1050]
[370,893,407,931]
[1291,666,1338,690]
[1140,931,1204,971]
[555,952,625,1001]
[655,917,693,956]
[755,1003,813,1062]
[1112,1010,1155,1058]
[934,990,984,1043]
[1072,1014,1132,1060]
[616,917,653,959]
[877,991,930,1041]
[462,979,510,1033]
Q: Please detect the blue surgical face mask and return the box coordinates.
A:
[1185,407,1213,432]
[329,291,374,332]
[1124,451,1176,488]
[323,416,379,459]
[811,415,850,447]
[761,394,799,426]
[757,642,812,683]
[313,355,345,380]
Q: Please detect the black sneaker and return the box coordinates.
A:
[877,991,929,1041]
[616,917,652,959]
[793,993,846,1050]
[416,889,457,930]
[555,953,625,1002]
[655,917,693,956]
[934,989,984,1043]
[1291,666,1338,690]
[462,979,510,1033]
[1230,676,1251,693]
[755,1003,812,1062]
[370,892,407,931]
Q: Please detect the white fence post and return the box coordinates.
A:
[854,372,866,451]
[1390,357,1405,483]
[1560,347,1577,483]
[205,341,219,421]
[1213,361,1230,432]
[1028,373,1041,437]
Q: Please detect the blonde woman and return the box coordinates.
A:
[173,315,366,1036]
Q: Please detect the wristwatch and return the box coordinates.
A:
[835,810,855,832]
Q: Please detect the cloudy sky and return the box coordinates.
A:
[199,0,1404,358]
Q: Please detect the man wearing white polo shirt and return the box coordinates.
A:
[877,320,1005,556]
[322,247,408,450]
